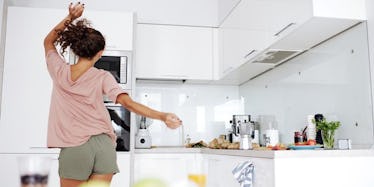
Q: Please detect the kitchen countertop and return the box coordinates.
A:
[134,146,374,159]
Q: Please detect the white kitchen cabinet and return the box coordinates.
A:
[84,10,134,51]
[0,7,133,153]
[203,154,274,187]
[0,7,65,153]
[135,24,214,80]
[218,0,366,84]
[218,27,273,79]
[133,153,202,185]
[0,154,60,187]
[111,153,131,187]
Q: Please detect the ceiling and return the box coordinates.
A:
[5,0,240,27]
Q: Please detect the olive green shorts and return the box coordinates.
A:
[58,134,119,181]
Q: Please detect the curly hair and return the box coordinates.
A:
[56,19,105,59]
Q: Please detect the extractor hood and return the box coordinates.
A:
[251,49,302,65]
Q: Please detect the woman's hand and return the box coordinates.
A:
[164,113,182,129]
[68,2,84,20]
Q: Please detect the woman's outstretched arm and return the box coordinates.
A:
[116,93,182,129]
[43,2,84,55]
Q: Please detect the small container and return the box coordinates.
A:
[294,131,304,144]
[338,139,352,149]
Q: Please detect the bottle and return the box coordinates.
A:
[306,115,316,140]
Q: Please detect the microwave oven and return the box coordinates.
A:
[69,50,132,90]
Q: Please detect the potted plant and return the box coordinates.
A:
[313,118,340,149]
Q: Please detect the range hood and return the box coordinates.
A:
[217,49,303,85]
[251,49,302,65]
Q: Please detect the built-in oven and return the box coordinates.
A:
[106,103,131,151]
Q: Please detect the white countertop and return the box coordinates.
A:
[134,146,374,159]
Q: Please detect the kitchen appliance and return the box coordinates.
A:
[257,115,277,146]
[251,121,260,144]
[230,115,253,149]
[70,50,132,90]
[135,116,152,149]
[230,115,251,143]
[239,121,253,150]
[106,103,131,151]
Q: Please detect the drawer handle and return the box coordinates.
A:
[274,22,296,36]
[162,75,189,79]
[244,50,256,59]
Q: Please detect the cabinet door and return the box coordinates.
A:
[218,28,269,78]
[135,24,213,80]
[204,155,274,187]
[0,7,65,153]
[266,0,311,44]
[111,153,130,187]
[84,10,134,51]
[134,153,198,185]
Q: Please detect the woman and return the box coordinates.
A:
[43,3,182,187]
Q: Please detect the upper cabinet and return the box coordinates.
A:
[135,24,214,81]
[217,0,366,84]
[84,10,134,51]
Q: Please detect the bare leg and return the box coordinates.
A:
[60,178,86,187]
[88,173,114,183]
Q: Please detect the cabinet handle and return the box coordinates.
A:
[29,147,49,149]
[274,22,296,36]
[244,50,256,59]
[222,67,234,74]
[162,75,189,79]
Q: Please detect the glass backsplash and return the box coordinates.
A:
[240,22,374,148]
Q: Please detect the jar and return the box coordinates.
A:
[294,131,303,144]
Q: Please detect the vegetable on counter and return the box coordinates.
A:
[185,140,208,148]
[208,138,240,149]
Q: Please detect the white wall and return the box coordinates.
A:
[135,83,244,146]
[0,0,6,114]
[366,0,374,141]
[7,0,219,27]
[239,23,374,147]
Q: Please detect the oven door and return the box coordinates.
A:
[105,103,131,151]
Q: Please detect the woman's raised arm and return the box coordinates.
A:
[43,2,84,55]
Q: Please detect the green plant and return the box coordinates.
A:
[313,118,340,131]
[312,118,340,149]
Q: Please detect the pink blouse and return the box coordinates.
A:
[45,50,126,147]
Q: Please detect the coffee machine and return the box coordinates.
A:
[230,115,253,149]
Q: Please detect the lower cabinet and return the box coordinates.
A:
[133,153,274,187]
[133,153,201,185]
[112,153,131,187]
[203,154,274,187]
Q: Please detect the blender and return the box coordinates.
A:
[239,120,253,150]
[135,116,152,149]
